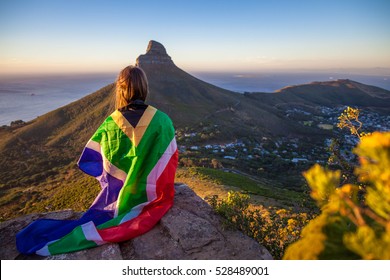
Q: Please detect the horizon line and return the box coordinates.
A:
[1,66,390,77]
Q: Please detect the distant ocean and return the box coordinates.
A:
[0,71,389,126]
[192,71,390,93]
[0,73,116,126]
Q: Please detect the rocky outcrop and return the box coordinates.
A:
[136,40,175,66]
[0,184,273,260]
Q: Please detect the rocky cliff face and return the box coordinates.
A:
[0,184,272,260]
[136,40,175,66]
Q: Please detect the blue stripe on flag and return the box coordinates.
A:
[16,209,114,255]
[90,173,123,211]
[78,147,103,177]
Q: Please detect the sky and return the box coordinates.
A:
[1,0,390,74]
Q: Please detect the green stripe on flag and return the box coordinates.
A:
[90,117,109,144]
[97,110,175,228]
[100,116,136,174]
[116,110,174,215]
[36,108,176,255]
[47,225,97,255]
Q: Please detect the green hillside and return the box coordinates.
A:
[1,41,389,221]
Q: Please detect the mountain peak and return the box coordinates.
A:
[136,40,174,67]
[146,40,168,55]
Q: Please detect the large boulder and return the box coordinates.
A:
[0,184,272,260]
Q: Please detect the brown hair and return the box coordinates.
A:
[115,66,149,109]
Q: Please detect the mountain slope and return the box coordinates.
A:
[6,42,389,156]
[139,41,320,139]
[1,40,389,221]
[1,41,389,177]
[272,79,390,110]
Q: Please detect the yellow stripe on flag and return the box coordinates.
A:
[111,106,157,147]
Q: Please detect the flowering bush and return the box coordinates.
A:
[208,192,312,259]
[283,132,390,259]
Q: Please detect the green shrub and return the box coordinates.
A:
[284,132,390,259]
[208,191,313,259]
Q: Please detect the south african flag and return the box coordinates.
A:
[16,102,178,256]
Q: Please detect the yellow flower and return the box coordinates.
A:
[283,215,327,260]
[304,164,340,207]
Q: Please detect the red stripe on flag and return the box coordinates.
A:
[97,149,178,242]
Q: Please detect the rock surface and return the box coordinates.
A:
[0,184,273,260]
[136,40,175,66]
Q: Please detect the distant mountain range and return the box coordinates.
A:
[0,40,389,212]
